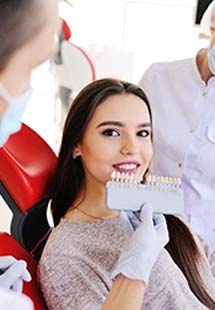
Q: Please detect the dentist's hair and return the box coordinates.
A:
[51,78,215,309]
[0,0,45,71]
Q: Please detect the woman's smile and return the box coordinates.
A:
[112,161,141,174]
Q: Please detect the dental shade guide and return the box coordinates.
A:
[106,173,184,215]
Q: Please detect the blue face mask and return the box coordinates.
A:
[0,82,32,147]
[208,45,215,75]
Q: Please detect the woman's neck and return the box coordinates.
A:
[65,182,119,222]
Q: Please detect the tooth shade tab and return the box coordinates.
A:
[106,176,184,215]
[110,172,181,188]
[111,170,117,181]
[110,171,142,183]
[146,175,181,190]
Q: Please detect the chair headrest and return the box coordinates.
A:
[0,123,57,212]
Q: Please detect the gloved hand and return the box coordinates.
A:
[0,256,32,293]
[112,203,169,284]
[0,288,33,310]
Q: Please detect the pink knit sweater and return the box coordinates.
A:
[38,212,215,310]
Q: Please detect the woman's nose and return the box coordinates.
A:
[120,136,138,155]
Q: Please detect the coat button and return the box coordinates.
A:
[178,162,182,168]
[202,91,207,96]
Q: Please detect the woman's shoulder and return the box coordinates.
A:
[40,213,132,259]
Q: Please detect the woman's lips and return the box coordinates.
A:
[112,162,140,173]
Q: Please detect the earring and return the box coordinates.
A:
[72,153,77,159]
[72,148,79,159]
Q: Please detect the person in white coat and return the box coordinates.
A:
[139,1,215,252]
[0,0,59,308]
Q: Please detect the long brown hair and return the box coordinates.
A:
[51,78,215,309]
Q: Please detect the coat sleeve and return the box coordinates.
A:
[197,235,215,280]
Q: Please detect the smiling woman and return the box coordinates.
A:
[38,78,215,310]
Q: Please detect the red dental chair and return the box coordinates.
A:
[0,123,57,309]
[0,123,57,252]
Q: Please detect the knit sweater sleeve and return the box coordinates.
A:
[38,254,106,310]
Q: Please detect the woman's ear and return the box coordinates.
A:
[72,146,81,159]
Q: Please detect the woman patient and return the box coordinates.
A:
[38,78,215,309]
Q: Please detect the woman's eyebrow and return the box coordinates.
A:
[96,121,151,128]
[137,123,152,128]
[96,121,123,128]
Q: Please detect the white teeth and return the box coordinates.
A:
[117,164,137,170]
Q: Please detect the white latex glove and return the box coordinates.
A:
[112,203,169,284]
[0,288,33,310]
[0,256,32,292]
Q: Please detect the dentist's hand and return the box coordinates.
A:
[0,288,33,310]
[112,203,169,284]
[0,256,31,293]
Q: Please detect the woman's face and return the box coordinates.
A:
[76,93,153,190]
[1,0,59,95]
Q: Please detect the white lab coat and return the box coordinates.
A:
[139,55,215,251]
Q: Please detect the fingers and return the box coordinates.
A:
[154,214,169,246]
[153,213,166,228]
[21,267,31,282]
[139,204,169,245]
[13,261,31,282]
[0,260,30,288]
[11,278,23,293]
[139,202,153,222]
[0,256,17,269]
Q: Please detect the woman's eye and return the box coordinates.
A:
[137,130,150,137]
[102,129,119,137]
